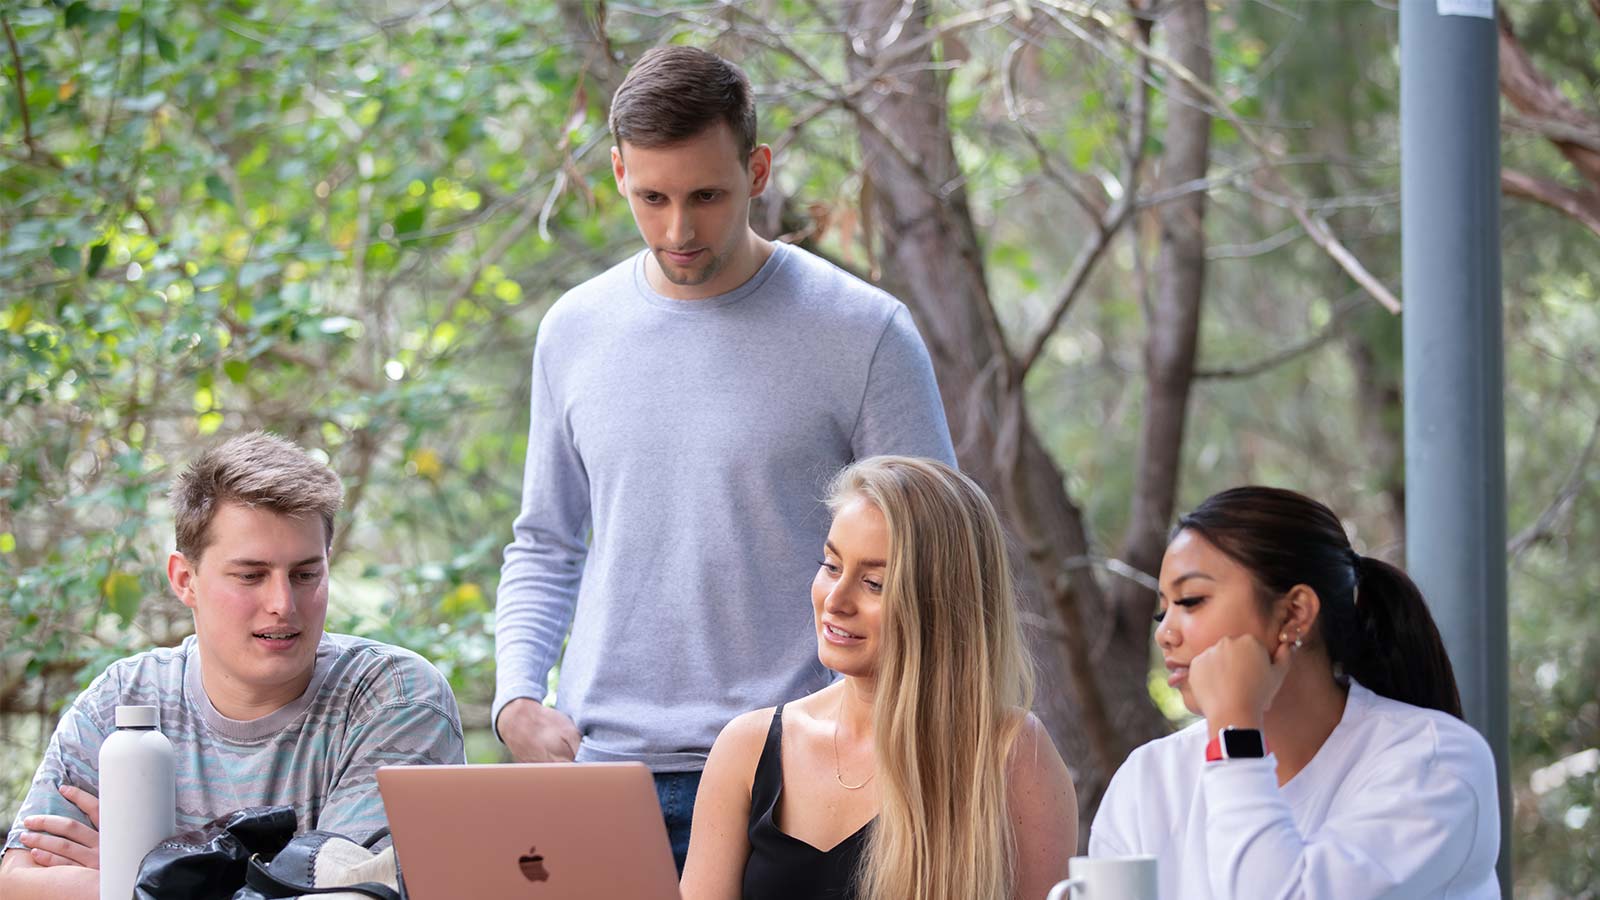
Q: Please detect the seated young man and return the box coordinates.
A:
[0,431,466,899]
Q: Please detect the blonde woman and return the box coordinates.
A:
[680,456,1077,900]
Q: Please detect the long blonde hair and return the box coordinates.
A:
[827,456,1034,900]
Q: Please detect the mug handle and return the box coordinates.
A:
[1045,878,1085,900]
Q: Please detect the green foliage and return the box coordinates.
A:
[0,0,634,772]
[1,2,1596,890]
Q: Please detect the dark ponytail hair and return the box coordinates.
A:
[1175,486,1464,718]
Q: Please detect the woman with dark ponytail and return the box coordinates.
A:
[1090,486,1500,898]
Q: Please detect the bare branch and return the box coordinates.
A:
[2,15,41,160]
[1509,405,1600,557]
[1194,291,1365,379]
[1036,0,1402,313]
[1015,16,1153,379]
[1503,111,1600,156]
[439,191,545,332]
[1001,34,1109,220]
[1137,151,1385,208]
[1017,554,1163,635]
[1207,223,1302,259]
[766,96,834,158]
[539,75,600,242]
[1502,168,1600,240]
[730,18,945,195]
[641,1,1018,203]
[330,428,382,560]
[218,313,382,394]
[1498,11,1600,187]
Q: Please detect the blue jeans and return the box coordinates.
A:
[653,771,702,874]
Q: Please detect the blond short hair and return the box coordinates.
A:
[169,431,343,562]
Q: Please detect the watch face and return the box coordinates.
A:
[1222,728,1266,758]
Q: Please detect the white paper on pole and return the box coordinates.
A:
[1436,0,1493,18]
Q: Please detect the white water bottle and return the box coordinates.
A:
[98,705,175,900]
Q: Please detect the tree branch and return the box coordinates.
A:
[1206,222,1303,259]
[1015,16,1153,379]
[1502,168,1600,239]
[652,1,1016,205]
[1037,0,1401,313]
[1503,111,1600,156]
[1509,405,1600,557]
[1001,33,1110,221]
[330,427,382,560]
[1194,291,1364,379]
[2,14,40,159]
[1498,11,1600,187]
[218,313,383,393]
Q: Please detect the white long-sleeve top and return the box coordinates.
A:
[1089,681,1500,899]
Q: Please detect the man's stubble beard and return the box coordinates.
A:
[656,246,727,287]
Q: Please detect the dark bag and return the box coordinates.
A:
[134,807,298,900]
[133,806,402,900]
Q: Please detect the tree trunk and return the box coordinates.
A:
[1498,10,1600,187]
[843,0,1169,838]
[1344,318,1407,541]
[1109,0,1213,646]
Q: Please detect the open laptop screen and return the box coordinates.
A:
[378,762,681,900]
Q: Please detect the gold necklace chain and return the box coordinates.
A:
[832,688,874,791]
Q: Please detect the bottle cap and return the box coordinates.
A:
[115,705,159,728]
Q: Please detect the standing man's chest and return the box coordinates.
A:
[559,314,866,477]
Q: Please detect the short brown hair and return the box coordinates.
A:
[170,431,344,562]
[609,46,757,158]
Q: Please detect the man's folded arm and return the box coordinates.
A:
[0,847,99,900]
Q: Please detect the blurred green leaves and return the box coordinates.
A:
[0,0,625,751]
[0,2,1596,886]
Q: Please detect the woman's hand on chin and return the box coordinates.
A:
[1189,633,1293,738]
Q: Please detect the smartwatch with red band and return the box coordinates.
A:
[1205,726,1268,761]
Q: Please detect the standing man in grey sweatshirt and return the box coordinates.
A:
[491,46,955,869]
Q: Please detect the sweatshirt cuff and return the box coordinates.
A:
[490,683,548,742]
[1201,754,1286,815]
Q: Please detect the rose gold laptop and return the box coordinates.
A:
[377,762,680,900]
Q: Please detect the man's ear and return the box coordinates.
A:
[1281,584,1321,645]
[611,145,627,194]
[168,551,199,611]
[747,144,772,199]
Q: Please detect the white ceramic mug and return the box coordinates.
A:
[1044,855,1159,900]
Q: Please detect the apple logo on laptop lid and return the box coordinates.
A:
[518,846,550,883]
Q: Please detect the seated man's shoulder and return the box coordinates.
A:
[71,638,195,720]
[316,633,458,712]
[105,637,193,676]
[295,635,464,770]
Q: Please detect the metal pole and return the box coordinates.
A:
[1400,1,1510,893]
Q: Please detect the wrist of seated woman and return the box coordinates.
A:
[1205,709,1265,742]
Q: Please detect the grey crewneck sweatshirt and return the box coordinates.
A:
[8,634,463,849]
[492,242,955,771]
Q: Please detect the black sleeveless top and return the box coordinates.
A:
[742,704,873,900]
